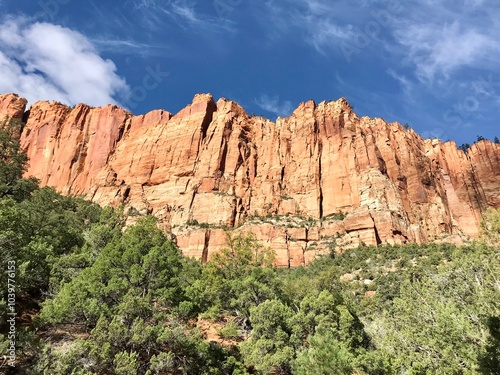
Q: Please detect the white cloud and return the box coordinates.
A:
[0,17,130,107]
[255,95,293,118]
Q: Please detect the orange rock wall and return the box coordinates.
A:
[1,93,499,267]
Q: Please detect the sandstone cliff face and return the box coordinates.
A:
[1,93,499,267]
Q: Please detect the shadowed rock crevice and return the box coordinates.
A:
[202,229,211,264]
[200,97,217,141]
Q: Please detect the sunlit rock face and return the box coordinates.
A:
[2,93,499,267]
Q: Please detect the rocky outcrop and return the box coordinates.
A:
[1,92,499,267]
[0,94,27,120]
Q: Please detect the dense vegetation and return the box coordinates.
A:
[1,119,499,374]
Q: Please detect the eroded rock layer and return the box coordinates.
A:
[1,93,499,267]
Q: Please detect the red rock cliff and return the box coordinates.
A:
[1,93,499,267]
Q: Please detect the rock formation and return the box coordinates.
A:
[1,92,499,267]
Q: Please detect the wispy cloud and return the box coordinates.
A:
[132,0,157,8]
[395,21,499,83]
[130,0,235,33]
[0,16,130,107]
[307,19,355,54]
[39,0,169,60]
[92,37,168,56]
[255,95,293,118]
[168,0,235,32]
[263,0,354,53]
[262,0,499,86]
[169,0,198,23]
[384,1,500,84]
[387,69,414,98]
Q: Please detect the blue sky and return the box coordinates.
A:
[0,0,499,145]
